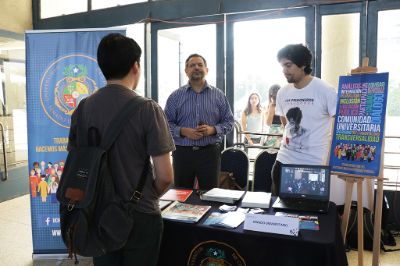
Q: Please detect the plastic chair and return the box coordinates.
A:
[252,149,277,192]
[220,146,249,190]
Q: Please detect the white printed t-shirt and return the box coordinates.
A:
[275,77,337,165]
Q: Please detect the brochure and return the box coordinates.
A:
[275,212,319,230]
[241,192,271,208]
[203,211,246,229]
[203,212,225,226]
[162,201,211,223]
[200,188,245,204]
[212,211,246,229]
[160,189,193,202]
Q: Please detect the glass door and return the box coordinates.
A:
[151,17,221,109]
[226,7,313,125]
[376,9,400,186]
[226,7,313,164]
[231,17,306,120]
[0,37,28,201]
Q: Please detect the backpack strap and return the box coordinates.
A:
[129,156,150,203]
[76,98,88,147]
[100,96,149,150]
[100,96,151,203]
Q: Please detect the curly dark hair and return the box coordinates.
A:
[277,44,313,74]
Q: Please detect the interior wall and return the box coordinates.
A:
[0,0,32,34]
[321,13,359,89]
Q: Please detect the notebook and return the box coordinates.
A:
[272,164,331,213]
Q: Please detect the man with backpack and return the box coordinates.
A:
[67,33,175,265]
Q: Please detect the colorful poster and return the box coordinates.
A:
[26,28,125,254]
[329,73,389,177]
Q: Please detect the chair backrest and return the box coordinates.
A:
[233,120,243,144]
[253,149,278,192]
[220,147,249,190]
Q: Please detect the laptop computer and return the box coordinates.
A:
[272,164,331,213]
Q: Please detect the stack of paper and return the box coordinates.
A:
[200,188,245,204]
[241,192,272,208]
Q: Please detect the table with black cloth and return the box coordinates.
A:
[158,191,348,266]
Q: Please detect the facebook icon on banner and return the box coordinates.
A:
[38,215,60,228]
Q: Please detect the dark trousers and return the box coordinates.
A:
[271,160,282,196]
[173,144,221,190]
[93,211,163,266]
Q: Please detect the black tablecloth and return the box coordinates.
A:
[158,191,348,266]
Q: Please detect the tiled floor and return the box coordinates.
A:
[0,194,399,265]
[0,195,92,266]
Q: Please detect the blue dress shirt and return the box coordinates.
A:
[164,82,234,146]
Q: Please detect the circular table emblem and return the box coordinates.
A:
[188,240,246,266]
[40,54,104,128]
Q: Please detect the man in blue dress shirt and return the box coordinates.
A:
[164,54,234,190]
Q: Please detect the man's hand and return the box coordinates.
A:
[196,124,216,137]
[180,127,203,140]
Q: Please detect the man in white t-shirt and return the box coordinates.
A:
[271,44,337,196]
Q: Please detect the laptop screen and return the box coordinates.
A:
[279,164,330,200]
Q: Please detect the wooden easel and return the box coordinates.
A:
[338,174,384,266]
[339,57,384,266]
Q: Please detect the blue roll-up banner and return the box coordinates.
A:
[26,28,125,254]
[329,73,389,177]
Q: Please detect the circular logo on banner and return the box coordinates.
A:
[40,54,103,128]
[188,240,246,266]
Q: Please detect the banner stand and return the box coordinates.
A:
[333,58,386,266]
[32,254,90,262]
[26,28,126,259]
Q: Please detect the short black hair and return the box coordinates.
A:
[277,44,313,74]
[97,33,142,80]
[185,54,207,67]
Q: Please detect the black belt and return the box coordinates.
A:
[177,143,220,151]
